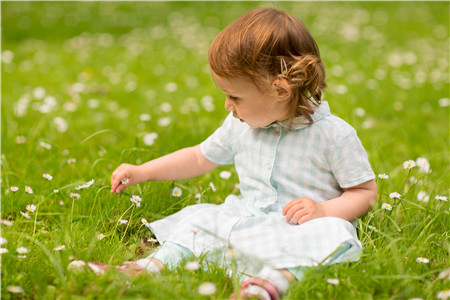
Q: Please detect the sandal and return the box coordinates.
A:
[230,277,281,300]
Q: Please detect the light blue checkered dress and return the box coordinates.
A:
[149,101,375,270]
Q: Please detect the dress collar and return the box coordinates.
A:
[263,101,331,130]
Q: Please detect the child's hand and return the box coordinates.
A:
[110,163,143,194]
[282,197,326,224]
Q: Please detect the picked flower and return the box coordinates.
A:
[97,233,105,240]
[326,278,340,285]
[219,171,232,179]
[377,174,389,179]
[185,261,200,271]
[130,195,142,207]
[389,192,401,199]
[10,186,19,192]
[0,248,9,254]
[381,203,392,210]
[121,178,129,185]
[119,219,128,224]
[435,195,448,201]
[24,186,33,194]
[209,182,216,192]
[197,282,217,296]
[171,187,182,197]
[53,245,66,251]
[403,160,416,169]
[416,256,429,264]
[417,191,429,202]
[43,173,53,181]
[6,285,24,294]
[20,211,31,219]
[69,192,81,199]
[26,204,36,213]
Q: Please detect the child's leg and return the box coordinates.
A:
[135,241,193,272]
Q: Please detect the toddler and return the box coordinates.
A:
[92,8,377,300]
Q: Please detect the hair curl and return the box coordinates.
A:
[208,7,327,126]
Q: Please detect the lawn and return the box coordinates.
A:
[1,1,449,299]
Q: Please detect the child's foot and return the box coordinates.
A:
[68,259,161,276]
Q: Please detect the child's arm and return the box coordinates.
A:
[282,179,377,224]
[111,145,219,194]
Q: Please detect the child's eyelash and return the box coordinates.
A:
[228,95,238,101]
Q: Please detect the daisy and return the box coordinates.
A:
[209,182,216,192]
[119,219,128,224]
[147,238,158,243]
[326,278,340,285]
[185,261,200,271]
[0,237,7,245]
[141,218,150,227]
[26,204,36,213]
[53,189,59,193]
[24,186,33,194]
[403,160,416,169]
[0,219,13,227]
[97,233,105,240]
[417,191,429,202]
[416,257,429,264]
[381,203,392,210]
[437,289,450,300]
[43,173,53,181]
[6,285,24,294]
[10,186,19,192]
[20,211,31,219]
[435,195,448,201]
[39,141,52,150]
[53,245,66,251]
[121,178,129,185]
[67,158,76,164]
[16,247,28,255]
[59,201,64,205]
[438,268,450,280]
[171,187,182,197]
[69,193,81,199]
[143,132,158,146]
[75,179,95,190]
[389,192,401,199]
[157,117,171,127]
[416,157,430,173]
[219,171,232,179]
[378,174,389,179]
[130,195,142,207]
[197,282,217,296]
[0,248,9,254]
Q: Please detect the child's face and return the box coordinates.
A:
[211,72,290,128]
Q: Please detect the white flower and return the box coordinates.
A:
[438,97,450,107]
[209,182,216,192]
[7,285,24,294]
[195,193,201,203]
[171,187,182,197]
[139,114,151,121]
[378,174,389,179]
[437,268,450,280]
[141,218,150,227]
[53,117,68,133]
[53,245,66,251]
[143,132,158,146]
[40,141,52,150]
[130,195,142,207]
[437,289,450,300]
[416,257,429,264]
[67,158,76,164]
[409,176,418,184]
[24,186,33,194]
[119,219,128,224]
[185,261,200,271]
[219,171,232,179]
[26,204,36,213]
[15,135,27,144]
[121,178,129,185]
[69,193,81,199]
[0,237,7,245]
[16,247,28,254]
[97,233,105,240]
[326,278,340,285]
[59,201,64,205]
[10,186,19,192]
[165,82,178,92]
[157,117,172,127]
[20,211,31,219]
[0,248,9,254]
[75,179,95,190]
[381,203,392,210]
[147,238,158,243]
[389,192,401,199]
[67,260,87,272]
[197,282,217,296]
[403,160,416,169]
[53,189,59,193]
[416,191,429,202]
[0,219,13,227]
[435,195,448,201]
[415,157,430,173]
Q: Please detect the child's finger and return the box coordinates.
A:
[282,198,302,215]
[284,203,304,223]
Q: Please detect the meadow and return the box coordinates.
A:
[1,1,449,299]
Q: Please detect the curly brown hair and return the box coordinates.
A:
[208,7,327,127]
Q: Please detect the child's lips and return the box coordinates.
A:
[233,112,244,122]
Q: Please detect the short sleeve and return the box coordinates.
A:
[330,128,375,188]
[200,113,235,165]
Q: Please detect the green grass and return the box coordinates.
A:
[1,1,449,299]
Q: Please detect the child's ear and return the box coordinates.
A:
[272,79,292,101]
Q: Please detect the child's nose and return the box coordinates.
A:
[224,98,234,111]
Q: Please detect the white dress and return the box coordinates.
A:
[149,101,375,271]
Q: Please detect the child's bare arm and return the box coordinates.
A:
[283,179,377,224]
[111,145,219,194]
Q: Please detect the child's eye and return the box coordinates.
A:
[228,95,239,101]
